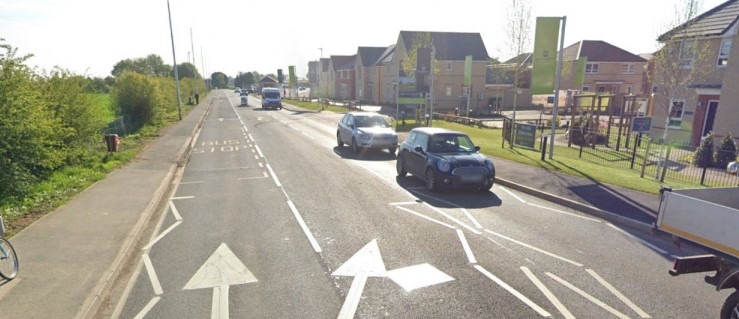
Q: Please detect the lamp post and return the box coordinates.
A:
[167,0,182,120]
[318,48,323,107]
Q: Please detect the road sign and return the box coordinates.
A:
[632,116,653,133]
[514,123,537,148]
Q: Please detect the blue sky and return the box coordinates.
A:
[0,0,727,78]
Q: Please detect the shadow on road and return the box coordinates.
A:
[394,176,503,209]
[333,147,396,162]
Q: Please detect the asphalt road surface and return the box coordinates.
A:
[115,90,725,319]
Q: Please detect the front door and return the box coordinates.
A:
[702,101,719,137]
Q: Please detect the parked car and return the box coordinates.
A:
[396,127,495,191]
[337,112,398,154]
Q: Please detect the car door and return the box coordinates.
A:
[338,114,349,143]
[406,132,429,177]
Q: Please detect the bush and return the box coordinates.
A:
[714,133,737,168]
[112,72,166,129]
[693,133,715,168]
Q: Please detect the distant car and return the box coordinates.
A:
[337,112,398,154]
[396,127,495,192]
[234,87,241,93]
[261,87,282,110]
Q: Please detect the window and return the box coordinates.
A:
[621,63,635,74]
[445,86,452,96]
[597,86,606,93]
[415,134,429,152]
[668,99,685,128]
[680,41,695,69]
[626,86,632,94]
[585,63,599,73]
[718,38,732,67]
[446,63,453,71]
[582,86,590,91]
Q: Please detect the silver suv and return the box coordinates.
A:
[337,112,398,154]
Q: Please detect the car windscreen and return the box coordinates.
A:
[427,134,476,153]
[354,115,389,128]
[264,91,280,98]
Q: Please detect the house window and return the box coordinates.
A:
[585,63,599,73]
[680,41,695,69]
[626,86,632,94]
[621,63,635,74]
[718,38,732,67]
[446,86,452,96]
[446,63,453,71]
[582,86,590,91]
[668,99,685,128]
[597,86,606,93]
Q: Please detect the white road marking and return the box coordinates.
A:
[337,272,367,319]
[171,196,195,200]
[251,149,256,153]
[254,145,264,158]
[460,208,483,229]
[387,263,454,292]
[142,254,163,295]
[266,164,282,187]
[521,267,575,319]
[258,162,264,168]
[287,200,322,253]
[212,286,229,319]
[184,243,258,290]
[528,203,602,222]
[238,174,268,181]
[607,223,668,255]
[484,229,584,267]
[457,229,477,264]
[254,155,259,160]
[389,201,420,206]
[179,181,203,185]
[547,272,631,319]
[487,237,517,254]
[142,221,182,251]
[423,202,482,234]
[301,131,316,140]
[133,296,161,319]
[288,124,297,130]
[168,201,182,221]
[499,186,527,203]
[248,134,254,141]
[474,265,551,317]
[586,269,651,318]
[395,206,456,230]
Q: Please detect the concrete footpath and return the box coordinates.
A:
[0,94,659,319]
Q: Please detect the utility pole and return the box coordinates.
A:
[190,27,198,96]
[167,0,182,120]
[429,45,435,127]
[548,16,567,159]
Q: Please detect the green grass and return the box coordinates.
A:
[282,98,350,113]
[90,93,115,122]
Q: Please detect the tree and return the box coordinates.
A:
[173,62,200,79]
[111,54,171,77]
[714,133,737,168]
[112,71,166,129]
[694,132,715,168]
[400,32,439,123]
[211,72,228,88]
[503,0,532,131]
[244,72,255,86]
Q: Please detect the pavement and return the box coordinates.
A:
[0,93,661,318]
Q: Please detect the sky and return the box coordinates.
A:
[0,0,728,79]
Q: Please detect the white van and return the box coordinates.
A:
[261,87,282,110]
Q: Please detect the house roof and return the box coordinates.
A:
[377,45,396,64]
[331,55,356,70]
[320,58,330,72]
[399,31,490,61]
[502,53,533,66]
[260,76,277,83]
[658,0,739,41]
[562,40,647,63]
[357,47,389,67]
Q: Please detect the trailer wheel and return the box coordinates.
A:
[721,290,739,319]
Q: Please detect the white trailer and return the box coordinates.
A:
[657,186,739,319]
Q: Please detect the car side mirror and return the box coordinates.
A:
[475,146,481,151]
[414,146,424,153]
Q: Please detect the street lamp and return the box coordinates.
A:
[318,48,323,108]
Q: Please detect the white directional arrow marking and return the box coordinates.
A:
[184,243,258,319]
[218,118,224,122]
[333,240,386,319]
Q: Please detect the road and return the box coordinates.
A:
[114,90,723,318]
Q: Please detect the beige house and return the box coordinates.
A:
[561,40,648,97]
[354,46,389,104]
[652,0,739,146]
[381,31,491,113]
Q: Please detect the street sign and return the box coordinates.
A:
[514,123,537,148]
[632,116,653,133]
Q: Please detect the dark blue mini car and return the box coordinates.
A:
[396,127,495,192]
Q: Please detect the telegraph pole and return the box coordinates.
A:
[548,16,567,159]
[167,0,182,120]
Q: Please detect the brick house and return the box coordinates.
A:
[652,0,739,146]
[354,46,390,104]
[330,55,356,100]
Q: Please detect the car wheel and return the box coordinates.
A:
[425,169,437,191]
[337,133,344,147]
[351,138,359,154]
[396,156,407,177]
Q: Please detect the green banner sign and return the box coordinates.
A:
[288,65,297,86]
[464,55,472,87]
[514,123,537,148]
[531,17,561,95]
[575,57,586,86]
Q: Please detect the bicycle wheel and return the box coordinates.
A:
[0,237,19,280]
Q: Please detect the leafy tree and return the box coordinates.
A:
[111,58,137,77]
[211,72,228,88]
[504,0,532,125]
[86,76,109,93]
[112,71,166,129]
[0,39,66,196]
[173,62,200,79]
[693,132,715,168]
[111,54,171,77]
[245,72,255,86]
[142,54,171,77]
[104,76,115,86]
[714,133,737,168]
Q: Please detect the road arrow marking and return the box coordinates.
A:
[333,240,387,319]
[387,263,454,292]
[184,243,258,319]
[219,118,224,122]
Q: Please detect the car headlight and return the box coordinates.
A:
[437,160,451,173]
[359,133,371,141]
